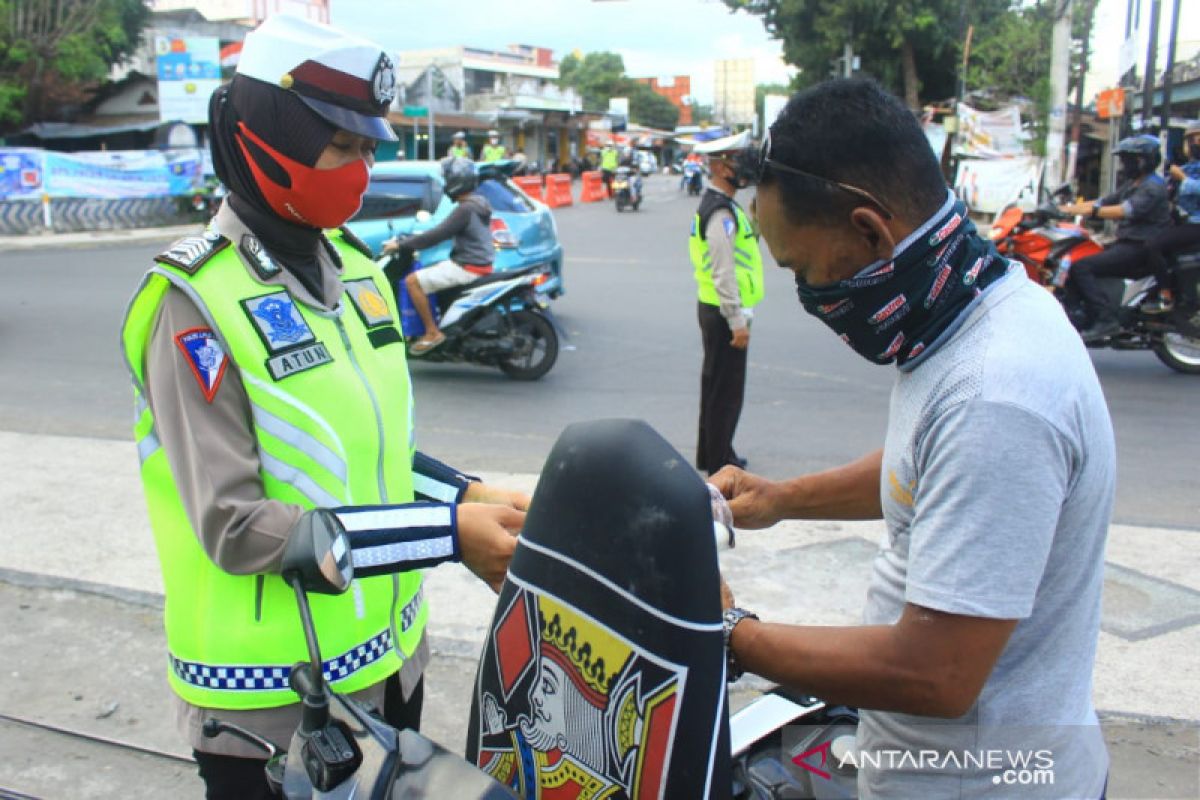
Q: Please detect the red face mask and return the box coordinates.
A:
[235,122,369,229]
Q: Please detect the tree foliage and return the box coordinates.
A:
[558,50,678,130]
[0,0,148,128]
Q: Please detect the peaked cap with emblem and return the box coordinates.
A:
[694,130,752,156]
[236,14,397,142]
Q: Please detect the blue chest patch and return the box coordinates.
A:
[242,292,316,352]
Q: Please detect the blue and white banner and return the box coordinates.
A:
[0,148,204,199]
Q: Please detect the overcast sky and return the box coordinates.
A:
[331,0,1198,110]
[330,0,795,105]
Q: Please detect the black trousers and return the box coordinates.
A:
[1069,240,1152,322]
[193,674,424,800]
[1145,223,1200,290]
[697,301,747,475]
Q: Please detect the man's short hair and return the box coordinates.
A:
[763,79,947,226]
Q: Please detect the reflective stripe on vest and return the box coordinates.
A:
[689,203,765,308]
[120,231,426,710]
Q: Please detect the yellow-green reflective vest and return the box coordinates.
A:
[690,202,765,308]
[450,145,470,159]
[601,148,619,171]
[120,232,425,711]
[480,144,506,162]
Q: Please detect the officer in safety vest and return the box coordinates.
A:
[448,130,473,160]
[689,130,764,475]
[119,15,526,797]
[480,129,507,162]
[600,141,619,197]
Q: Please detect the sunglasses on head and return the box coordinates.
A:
[755,128,895,220]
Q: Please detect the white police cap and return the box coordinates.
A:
[237,14,397,142]
[695,130,752,156]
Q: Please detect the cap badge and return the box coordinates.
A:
[372,53,396,105]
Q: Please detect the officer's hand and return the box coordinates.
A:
[382,238,400,254]
[457,503,523,593]
[1169,164,1186,182]
[463,481,531,512]
[730,326,750,350]
[708,467,784,530]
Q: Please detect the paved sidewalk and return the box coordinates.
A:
[1,429,1197,797]
[0,223,201,252]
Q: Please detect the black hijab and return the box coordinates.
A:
[208,76,338,302]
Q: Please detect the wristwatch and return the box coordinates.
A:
[722,607,759,683]
[1090,202,1101,220]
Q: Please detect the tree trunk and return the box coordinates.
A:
[900,38,920,111]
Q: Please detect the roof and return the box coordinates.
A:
[388,111,492,131]
[16,119,170,139]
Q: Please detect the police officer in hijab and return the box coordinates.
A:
[121,15,527,798]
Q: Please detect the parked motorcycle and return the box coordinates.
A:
[683,160,704,196]
[990,202,1200,374]
[201,419,857,798]
[612,165,643,212]
[382,247,560,380]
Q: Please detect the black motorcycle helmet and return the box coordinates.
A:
[1113,135,1162,178]
[442,157,478,198]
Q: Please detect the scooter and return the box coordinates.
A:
[204,419,858,799]
[381,248,560,381]
[612,165,643,212]
[991,202,1200,374]
[683,160,704,196]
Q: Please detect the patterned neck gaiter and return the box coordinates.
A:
[795,193,1010,366]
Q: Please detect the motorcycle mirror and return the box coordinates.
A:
[280,510,354,595]
[416,210,432,223]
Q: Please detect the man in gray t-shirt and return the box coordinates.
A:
[714,79,1113,799]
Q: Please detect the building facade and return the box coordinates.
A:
[714,59,755,127]
[635,76,693,126]
[148,0,329,25]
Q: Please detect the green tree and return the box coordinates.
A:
[723,0,1011,109]
[557,51,628,112]
[628,81,679,130]
[0,0,148,128]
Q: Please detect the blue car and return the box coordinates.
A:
[346,160,564,298]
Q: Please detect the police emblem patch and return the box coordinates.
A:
[722,216,737,238]
[371,52,396,105]
[173,327,228,402]
[344,278,394,328]
[242,292,316,352]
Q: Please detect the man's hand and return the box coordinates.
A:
[708,466,784,529]
[720,577,735,611]
[382,238,400,254]
[463,482,531,512]
[1170,164,1187,182]
[730,326,750,350]
[1058,203,1086,217]
[457,503,524,592]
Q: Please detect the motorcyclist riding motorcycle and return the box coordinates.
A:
[1142,121,1200,313]
[384,157,495,354]
[1059,134,1171,341]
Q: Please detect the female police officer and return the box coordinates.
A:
[120,15,525,797]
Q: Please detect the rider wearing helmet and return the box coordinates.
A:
[1141,122,1200,313]
[385,157,495,353]
[448,130,472,160]
[1060,134,1171,340]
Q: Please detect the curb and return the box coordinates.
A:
[0,223,201,251]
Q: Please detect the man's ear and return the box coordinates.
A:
[849,207,896,261]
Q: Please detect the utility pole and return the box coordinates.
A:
[1068,0,1094,182]
[1140,0,1162,126]
[842,41,854,79]
[1158,0,1182,159]
[1045,0,1073,189]
[426,67,435,160]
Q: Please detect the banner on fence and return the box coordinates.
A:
[955,155,1043,214]
[0,148,204,199]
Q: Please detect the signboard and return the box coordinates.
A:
[155,35,221,124]
[402,105,429,118]
[0,148,203,199]
[763,94,788,133]
[1096,88,1126,120]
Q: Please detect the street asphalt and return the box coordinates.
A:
[0,176,1196,797]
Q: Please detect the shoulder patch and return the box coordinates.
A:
[722,216,737,238]
[336,226,375,260]
[156,232,230,275]
[173,327,228,402]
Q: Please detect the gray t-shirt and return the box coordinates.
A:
[857,266,1114,798]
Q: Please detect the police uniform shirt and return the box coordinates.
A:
[704,188,749,331]
[143,201,431,757]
